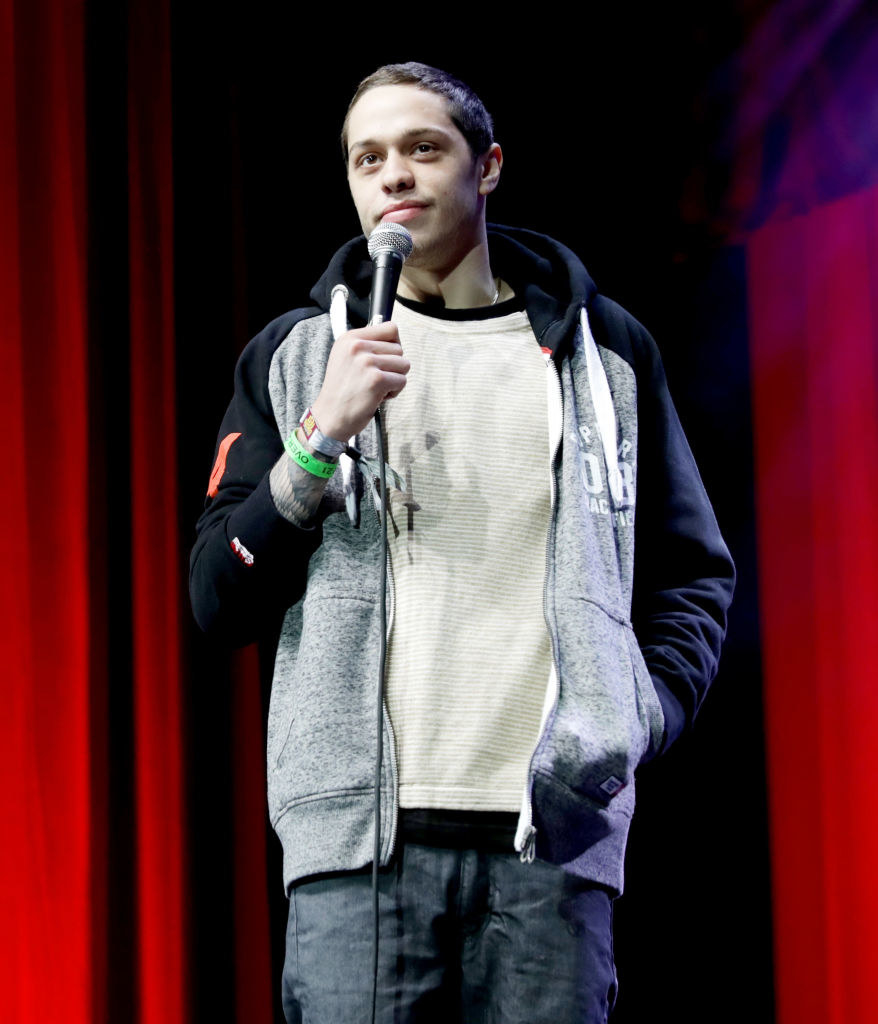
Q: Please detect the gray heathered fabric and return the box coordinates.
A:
[266,313,397,889]
[264,311,663,895]
[531,329,664,887]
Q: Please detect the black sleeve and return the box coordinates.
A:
[629,322,736,755]
[189,312,323,647]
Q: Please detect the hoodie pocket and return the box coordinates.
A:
[540,597,664,808]
[266,591,384,823]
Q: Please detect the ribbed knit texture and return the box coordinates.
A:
[383,300,552,811]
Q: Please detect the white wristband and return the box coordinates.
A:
[299,407,347,459]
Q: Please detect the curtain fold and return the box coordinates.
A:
[1,0,94,1020]
[1,0,203,1019]
[231,647,276,1024]
[127,0,188,1020]
[748,183,878,1024]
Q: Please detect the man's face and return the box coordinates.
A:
[346,84,499,273]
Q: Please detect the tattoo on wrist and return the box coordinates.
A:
[270,451,331,526]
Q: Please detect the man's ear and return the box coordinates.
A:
[478,143,503,196]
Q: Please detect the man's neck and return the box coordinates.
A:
[396,237,497,309]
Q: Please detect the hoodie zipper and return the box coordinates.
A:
[516,352,565,863]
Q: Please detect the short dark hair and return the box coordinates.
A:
[341,62,494,163]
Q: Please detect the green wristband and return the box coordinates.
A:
[284,430,338,479]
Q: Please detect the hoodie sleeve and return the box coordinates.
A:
[629,322,736,756]
[189,312,323,647]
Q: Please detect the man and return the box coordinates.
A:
[191,62,735,1023]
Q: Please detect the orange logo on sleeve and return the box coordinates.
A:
[207,432,242,497]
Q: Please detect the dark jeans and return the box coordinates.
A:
[282,842,618,1023]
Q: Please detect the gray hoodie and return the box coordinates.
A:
[190,226,735,894]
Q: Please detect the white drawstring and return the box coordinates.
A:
[580,307,623,506]
[329,284,361,525]
[329,284,349,342]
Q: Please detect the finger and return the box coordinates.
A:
[356,340,405,357]
[368,353,410,372]
[347,322,399,344]
[379,373,408,398]
[345,335,403,359]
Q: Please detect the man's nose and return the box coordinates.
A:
[381,151,414,192]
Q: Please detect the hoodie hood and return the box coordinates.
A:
[309,224,598,360]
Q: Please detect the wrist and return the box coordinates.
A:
[283,429,338,479]
[309,396,354,447]
[299,406,347,459]
[295,425,339,463]
[270,450,325,528]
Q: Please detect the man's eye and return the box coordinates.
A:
[358,153,380,167]
[415,143,435,154]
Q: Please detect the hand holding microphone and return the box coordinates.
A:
[311,223,413,441]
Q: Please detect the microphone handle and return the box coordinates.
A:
[368,249,404,325]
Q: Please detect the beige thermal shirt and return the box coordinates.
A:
[382,296,553,812]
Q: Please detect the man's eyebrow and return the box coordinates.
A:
[348,126,454,154]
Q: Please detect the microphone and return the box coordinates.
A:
[367,222,414,326]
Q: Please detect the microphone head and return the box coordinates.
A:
[368,221,414,263]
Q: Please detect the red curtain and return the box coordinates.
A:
[1,1,95,1021]
[1,0,272,1019]
[749,184,878,1024]
[737,7,878,1021]
[127,0,188,1020]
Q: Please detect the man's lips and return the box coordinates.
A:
[380,202,427,224]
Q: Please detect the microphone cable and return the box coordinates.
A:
[371,406,388,1024]
[364,221,412,1024]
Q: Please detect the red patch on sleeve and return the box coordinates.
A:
[207,432,242,497]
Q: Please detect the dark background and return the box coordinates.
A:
[83,3,775,1019]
